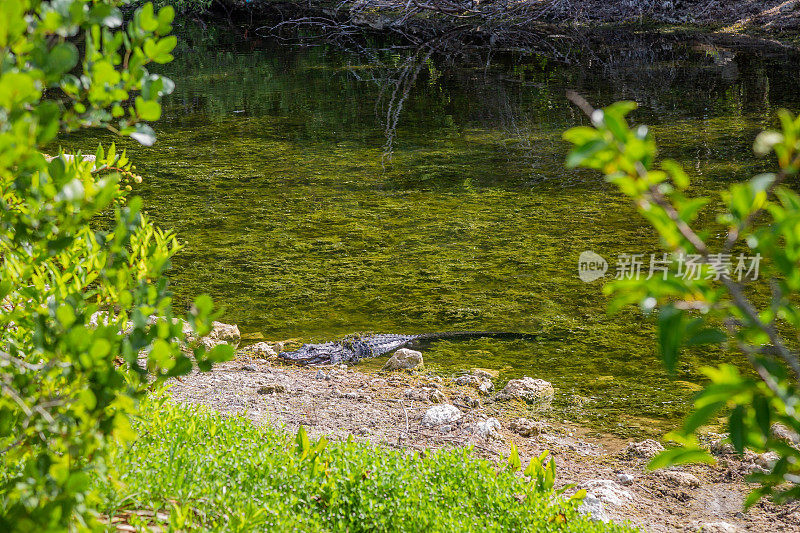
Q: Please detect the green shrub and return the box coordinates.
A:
[564,94,800,506]
[0,1,230,529]
[97,394,634,532]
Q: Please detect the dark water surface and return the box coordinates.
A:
[69,29,800,436]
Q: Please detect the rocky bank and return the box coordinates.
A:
[165,329,800,532]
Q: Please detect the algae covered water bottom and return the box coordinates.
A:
[67,29,800,436]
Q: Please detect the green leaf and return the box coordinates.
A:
[0,71,39,108]
[569,489,587,503]
[144,35,177,64]
[157,5,175,34]
[206,344,234,363]
[744,487,770,510]
[662,159,689,189]
[648,447,716,470]
[149,339,171,366]
[604,100,638,119]
[168,356,193,377]
[565,138,607,168]
[0,280,11,301]
[729,405,745,454]
[507,442,521,472]
[562,126,599,145]
[686,328,726,346]
[296,425,310,456]
[754,395,771,437]
[48,156,66,182]
[658,304,685,373]
[135,96,161,121]
[56,306,76,328]
[65,472,91,494]
[139,2,158,32]
[603,110,629,142]
[682,400,724,434]
[46,43,79,76]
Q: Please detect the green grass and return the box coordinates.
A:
[96,393,635,531]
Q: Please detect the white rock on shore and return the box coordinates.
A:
[200,321,241,349]
[405,387,446,403]
[383,348,423,370]
[697,522,739,533]
[580,479,633,507]
[660,470,700,488]
[247,341,278,359]
[495,377,554,403]
[509,417,549,437]
[579,494,609,522]
[421,404,462,427]
[624,439,664,459]
[453,371,494,395]
[472,417,502,440]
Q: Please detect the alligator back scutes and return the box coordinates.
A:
[277,331,535,366]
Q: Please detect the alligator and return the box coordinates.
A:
[278,331,537,366]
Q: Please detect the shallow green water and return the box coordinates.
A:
[67,30,800,436]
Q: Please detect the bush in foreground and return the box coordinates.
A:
[97,394,634,532]
[564,95,800,506]
[0,1,229,529]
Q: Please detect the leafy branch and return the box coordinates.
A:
[564,92,800,506]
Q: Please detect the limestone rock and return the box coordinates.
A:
[625,439,664,459]
[755,451,779,469]
[342,391,371,401]
[709,437,735,455]
[405,387,446,403]
[771,423,800,446]
[578,494,608,522]
[471,367,499,378]
[200,321,241,349]
[580,480,633,507]
[246,341,277,359]
[495,377,554,403]
[453,372,494,395]
[697,522,738,533]
[472,417,502,440]
[383,348,423,371]
[453,394,480,409]
[617,473,634,485]
[660,470,700,488]
[509,417,549,437]
[421,404,462,427]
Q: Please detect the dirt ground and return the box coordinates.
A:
[167,352,800,532]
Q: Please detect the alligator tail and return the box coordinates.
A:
[413,331,538,342]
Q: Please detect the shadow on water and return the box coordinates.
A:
[64,24,800,437]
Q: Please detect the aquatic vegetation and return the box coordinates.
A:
[62,28,800,435]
